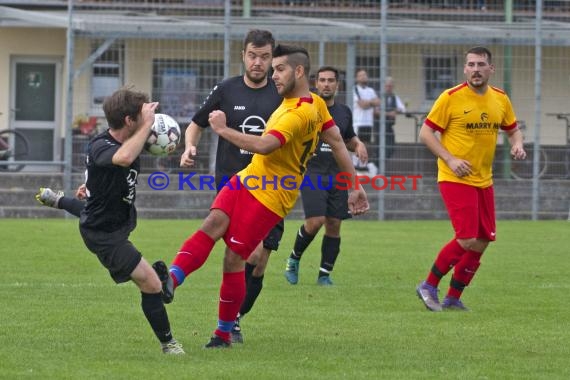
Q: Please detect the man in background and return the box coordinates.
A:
[383,76,407,160]
[353,68,380,175]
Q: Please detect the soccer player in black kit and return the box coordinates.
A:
[284,66,368,286]
[78,88,184,354]
[178,29,282,344]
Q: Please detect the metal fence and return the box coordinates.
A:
[1,0,568,219]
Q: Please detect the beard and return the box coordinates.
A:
[469,75,485,87]
[278,79,296,97]
[245,70,267,85]
[319,92,334,101]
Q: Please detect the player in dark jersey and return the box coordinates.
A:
[178,29,282,344]
[36,184,86,217]
[284,66,368,286]
[77,88,184,354]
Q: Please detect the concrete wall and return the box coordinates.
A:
[1,172,568,220]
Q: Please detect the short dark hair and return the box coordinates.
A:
[273,44,310,76]
[102,86,149,130]
[465,46,492,63]
[317,66,339,81]
[243,29,275,51]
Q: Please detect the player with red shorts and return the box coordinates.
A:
[416,46,526,311]
[162,44,369,347]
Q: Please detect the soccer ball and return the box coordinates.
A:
[145,113,181,156]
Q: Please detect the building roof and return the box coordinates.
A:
[1,1,570,46]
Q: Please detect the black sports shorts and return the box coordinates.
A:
[79,225,142,284]
[300,179,351,220]
[263,219,284,251]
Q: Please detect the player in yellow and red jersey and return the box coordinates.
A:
[416,46,526,312]
[165,44,369,347]
[237,90,333,217]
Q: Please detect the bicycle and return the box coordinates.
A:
[0,128,30,172]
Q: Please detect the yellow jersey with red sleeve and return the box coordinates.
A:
[425,82,517,188]
[237,93,335,217]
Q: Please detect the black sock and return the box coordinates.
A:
[244,262,256,285]
[319,235,340,277]
[141,292,172,343]
[290,225,316,260]
[58,197,85,218]
[239,274,264,316]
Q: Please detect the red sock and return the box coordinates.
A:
[170,230,215,287]
[214,271,246,342]
[447,250,482,299]
[426,239,466,287]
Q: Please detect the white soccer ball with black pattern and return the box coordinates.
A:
[145,113,181,156]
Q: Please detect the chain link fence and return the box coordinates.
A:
[1,0,568,218]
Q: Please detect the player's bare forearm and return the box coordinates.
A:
[323,127,369,214]
[345,137,368,163]
[506,127,526,160]
[223,128,280,154]
[180,122,202,167]
[419,124,453,163]
[331,141,369,215]
[112,123,151,167]
[185,122,202,151]
[420,123,473,177]
[323,127,357,177]
[208,110,280,154]
[345,136,359,152]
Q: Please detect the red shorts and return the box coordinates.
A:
[211,175,282,259]
[439,181,496,241]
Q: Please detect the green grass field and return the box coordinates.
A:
[1,219,569,379]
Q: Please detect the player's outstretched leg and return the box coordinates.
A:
[153,260,174,304]
[35,187,64,208]
[231,314,243,344]
[205,271,245,348]
[204,335,231,349]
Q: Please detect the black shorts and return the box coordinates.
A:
[357,125,375,144]
[263,219,284,251]
[79,225,142,284]
[300,181,351,220]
